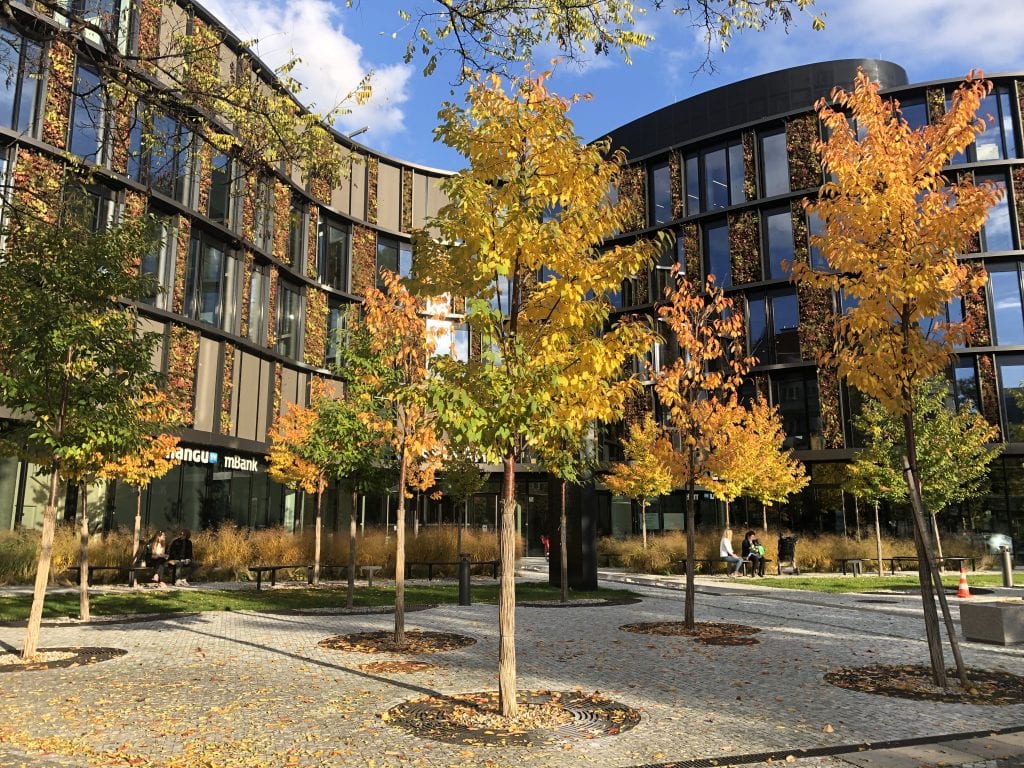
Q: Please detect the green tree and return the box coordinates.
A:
[437,450,487,555]
[791,69,1003,686]
[0,188,163,659]
[413,72,663,716]
[851,377,1002,561]
[369,0,823,77]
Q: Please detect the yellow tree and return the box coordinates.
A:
[359,270,445,645]
[267,399,327,581]
[413,72,664,716]
[707,397,808,531]
[655,275,755,629]
[791,69,1003,687]
[100,390,185,584]
[604,415,679,550]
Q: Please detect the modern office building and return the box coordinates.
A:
[601,59,1024,545]
[0,2,1020,548]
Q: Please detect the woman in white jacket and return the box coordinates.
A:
[719,528,743,577]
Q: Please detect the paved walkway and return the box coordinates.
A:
[0,561,1021,768]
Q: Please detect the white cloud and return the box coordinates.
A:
[197,0,413,142]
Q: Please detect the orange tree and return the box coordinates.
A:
[604,414,680,550]
[791,69,1003,687]
[654,275,754,629]
[355,270,445,645]
[412,72,664,716]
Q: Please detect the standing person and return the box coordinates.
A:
[742,529,767,577]
[719,528,743,577]
[148,531,169,588]
[168,529,194,586]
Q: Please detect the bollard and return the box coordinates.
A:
[1001,546,1014,588]
[458,554,471,606]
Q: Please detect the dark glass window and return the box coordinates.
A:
[128,108,192,202]
[139,216,175,309]
[703,220,730,287]
[771,370,821,449]
[247,263,268,345]
[976,174,1013,252]
[286,196,306,270]
[807,210,828,271]
[325,301,348,368]
[760,129,790,196]
[898,98,928,131]
[989,261,1024,345]
[728,142,746,206]
[764,208,795,280]
[69,65,105,163]
[650,160,672,225]
[953,358,980,412]
[376,236,412,286]
[184,232,238,331]
[975,88,1018,161]
[997,355,1024,441]
[684,154,700,216]
[651,240,677,298]
[275,280,302,359]
[704,147,728,210]
[0,29,43,134]
[317,215,350,291]
[748,289,800,364]
[207,152,231,224]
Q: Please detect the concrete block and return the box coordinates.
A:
[960,600,1024,645]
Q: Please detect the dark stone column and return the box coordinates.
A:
[548,478,598,591]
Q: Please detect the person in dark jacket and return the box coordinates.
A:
[741,530,767,577]
[168,529,195,586]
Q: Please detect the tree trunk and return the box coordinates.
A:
[724,499,730,529]
[313,488,322,585]
[394,448,409,645]
[902,455,969,688]
[457,499,466,554]
[23,470,61,658]
[413,491,420,538]
[559,479,568,604]
[640,497,648,549]
[684,448,697,630]
[77,483,90,622]
[854,496,862,540]
[761,504,769,533]
[900,410,950,688]
[498,453,518,718]
[931,513,945,571]
[874,502,884,578]
[347,489,357,609]
[132,487,143,570]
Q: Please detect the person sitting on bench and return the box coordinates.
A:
[742,529,767,577]
[168,529,195,586]
[147,531,169,588]
[719,528,744,577]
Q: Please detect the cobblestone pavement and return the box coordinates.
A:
[0,567,1022,768]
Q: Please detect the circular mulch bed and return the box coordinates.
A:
[621,621,762,646]
[383,689,641,746]
[825,664,1024,705]
[0,646,127,672]
[359,660,443,673]
[318,630,476,654]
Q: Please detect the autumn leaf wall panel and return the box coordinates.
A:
[351,224,377,296]
[669,151,683,220]
[785,115,820,193]
[978,354,1002,437]
[401,167,414,232]
[42,41,74,151]
[728,210,760,285]
[303,289,328,368]
[366,156,379,225]
[618,165,646,232]
[964,263,992,346]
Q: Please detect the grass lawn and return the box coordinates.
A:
[751,572,1024,593]
[0,583,635,622]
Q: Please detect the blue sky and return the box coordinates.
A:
[197,1,1024,172]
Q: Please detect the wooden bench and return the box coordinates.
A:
[837,557,864,576]
[679,558,770,576]
[72,563,186,587]
[318,564,386,586]
[404,560,500,581]
[249,564,313,590]
[888,555,978,575]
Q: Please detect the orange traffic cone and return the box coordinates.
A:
[956,566,971,598]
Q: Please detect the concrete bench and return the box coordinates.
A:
[248,564,313,590]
